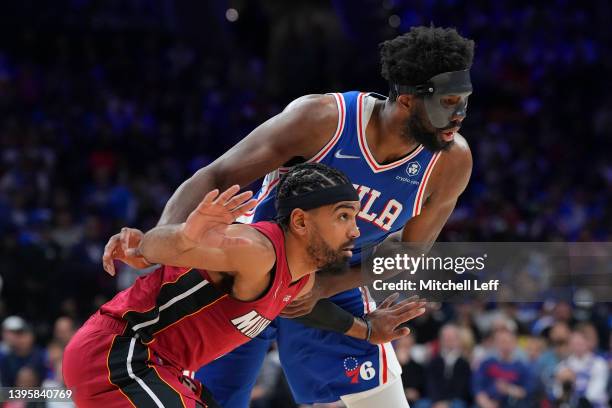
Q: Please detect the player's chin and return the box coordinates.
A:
[318,258,350,275]
[432,135,454,152]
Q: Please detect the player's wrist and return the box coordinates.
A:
[177,223,199,249]
[345,316,367,340]
[362,315,372,342]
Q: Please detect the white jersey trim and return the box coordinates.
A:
[412,151,442,216]
[357,93,424,173]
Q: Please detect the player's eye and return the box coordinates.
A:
[441,96,461,108]
[339,213,349,221]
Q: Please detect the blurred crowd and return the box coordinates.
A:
[0,0,610,407]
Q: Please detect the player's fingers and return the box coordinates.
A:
[102,255,116,276]
[198,189,220,210]
[125,248,140,258]
[102,235,121,276]
[230,198,258,219]
[103,260,115,276]
[120,228,130,253]
[224,190,253,209]
[389,299,426,312]
[391,326,411,340]
[394,303,426,320]
[103,235,120,260]
[128,228,144,246]
[392,307,426,325]
[216,185,241,205]
[378,292,400,309]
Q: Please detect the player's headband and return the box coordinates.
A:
[276,183,360,218]
[392,69,473,128]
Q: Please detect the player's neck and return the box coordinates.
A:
[284,232,318,282]
[367,100,420,164]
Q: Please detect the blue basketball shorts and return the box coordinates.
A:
[196,287,401,407]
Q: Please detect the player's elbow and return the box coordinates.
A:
[188,165,220,189]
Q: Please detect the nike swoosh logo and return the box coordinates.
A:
[334,149,360,160]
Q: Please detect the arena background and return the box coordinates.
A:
[0,1,610,407]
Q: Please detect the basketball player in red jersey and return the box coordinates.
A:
[64,163,426,408]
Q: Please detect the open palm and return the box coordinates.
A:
[181,185,258,249]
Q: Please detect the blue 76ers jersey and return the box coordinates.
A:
[239,91,441,264]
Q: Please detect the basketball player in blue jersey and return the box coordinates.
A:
[104,25,474,407]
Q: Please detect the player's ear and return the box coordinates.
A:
[289,209,308,236]
[396,94,414,113]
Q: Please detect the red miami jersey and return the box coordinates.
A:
[99,221,309,371]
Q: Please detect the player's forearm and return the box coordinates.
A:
[158,169,218,225]
[317,257,410,298]
[317,233,435,298]
[139,224,195,265]
[316,266,366,298]
[294,299,367,340]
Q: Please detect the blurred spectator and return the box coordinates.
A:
[15,365,40,387]
[52,316,75,347]
[425,324,472,408]
[473,328,531,408]
[395,333,426,406]
[553,331,608,407]
[523,335,546,364]
[4,366,42,408]
[42,341,75,408]
[535,321,572,402]
[575,322,601,355]
[250,344,297,408]
[0,316,46,387]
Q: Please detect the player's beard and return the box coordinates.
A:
[306,231,352,276]
[403,100,454,152]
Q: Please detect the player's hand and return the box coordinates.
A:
[102,227,152,276]
[278,278,326,318]
[180,185,258,249]
[366,293,426,344]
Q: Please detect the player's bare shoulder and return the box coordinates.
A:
[442,132,472,169]
[426,133,473,200]
[284,93,338,119]
[282,94,339,157]
[225,223,276,274]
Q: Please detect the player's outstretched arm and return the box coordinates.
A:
[291,293,427,344]
[157,94,338,225]
[102,95,338,272]
[137,185,268,271]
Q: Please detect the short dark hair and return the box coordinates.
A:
[380,25,475,99]
[275,162,351,229]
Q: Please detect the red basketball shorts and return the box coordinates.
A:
[63,311,218,408]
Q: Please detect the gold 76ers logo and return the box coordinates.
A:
[343,357,376,383]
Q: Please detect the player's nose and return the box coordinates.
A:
[451,113,466,124]
[349,223,360,239]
